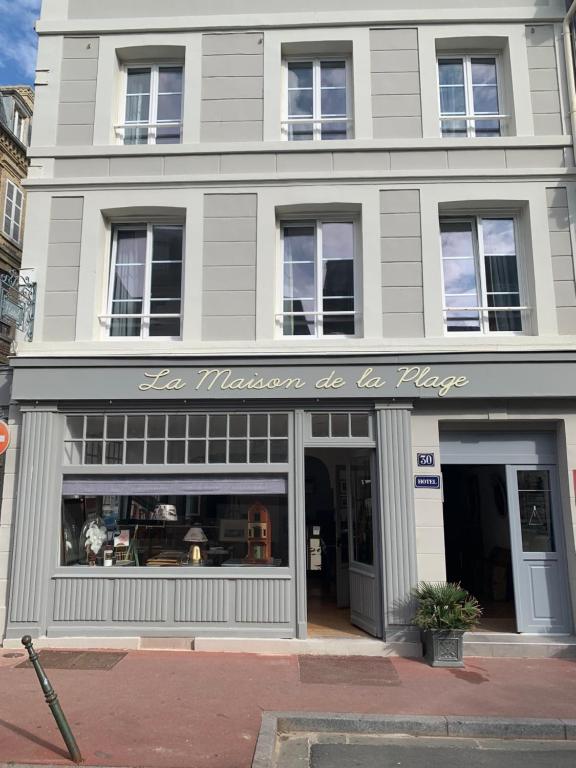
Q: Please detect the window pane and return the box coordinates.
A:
[442,119,467,137]
[438,59,465,86]
[323,260,354,298]
[283,313,315,336]
[229,414,248,438]
[288,89,313,117]
[105,441,124,465]
[442,258,479,296]
[288,123,314,141]
[518,470,555,552]
[159,67,183,93]
[485,256,519,294]
[116,229,146,264]
[323,316,355,335]
[321,88,346,117]
[188,415,206,438]
[270,414,289,437]
[311,413,329,437]
[106,415,125,439]
[146,441,165,464]
[472,85,499,115]
[149,315,181,336]
[168,414,186,438]
[127,68,151,95]
[86,416,104,439]
[250,414,268,437]
[321,61,346,87]
[321,121,348,140]
[151,263,182,299]
[441,221,476,256]
[270,440,289,463]
[188,440,206,463]
[158,94,182,122]
[229,440,248,463]
[332,413,349,437]
[323,222,354,259]
[85,441,103,464]
[474,119,501,138]
[127,415,145,438]
[66,416,84,440]
[249,439,268,463]
[284,226,315,261]
[153,227,183,262]
[209,414,227,437]
[471,58,497,86]
[113,266,145,303]
[147,415,166,438]
[208,440,226,463]
[64,441,83,465]
[167,441,186,464]
[125,94,150,123]
[126,441,144,463]
[481,219,516,256]
[351,414,370,437]
[284,262,315,299]
[124,127,149,145]
[288,62,313,88]
[440,86,466,115]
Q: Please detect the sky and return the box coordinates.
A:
[0,0,42,85]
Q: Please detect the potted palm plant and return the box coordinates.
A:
[412,581,482,668]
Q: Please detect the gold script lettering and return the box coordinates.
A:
[396,366,470,397]
[315,370,346,390]
[356,367,386,389]
[196,368,306,391]
[139,369,186,392]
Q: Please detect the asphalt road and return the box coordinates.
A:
[310,737,576,767]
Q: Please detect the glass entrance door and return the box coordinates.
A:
[507,466,572,633]
[347,456,381,636]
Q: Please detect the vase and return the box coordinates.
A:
[79,513,107,565]
[423,629,465,668]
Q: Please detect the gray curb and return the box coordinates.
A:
[252,712,576,767]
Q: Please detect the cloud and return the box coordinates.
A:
[0,0,42,82]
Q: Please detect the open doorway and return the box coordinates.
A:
[305,448,379,638]
[442,465,517,632]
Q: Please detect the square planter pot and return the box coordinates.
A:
[423,628,465,667]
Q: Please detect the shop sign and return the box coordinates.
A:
[0,270,36,341]
[138,365,471,399]
[417,452,435,467]
[0,420,11,457]
[415,475,441,489]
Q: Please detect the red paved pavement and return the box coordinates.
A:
[0,650,575,768]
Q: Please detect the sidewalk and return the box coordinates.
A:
[0,649,575,768]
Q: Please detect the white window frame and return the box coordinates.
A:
[437,53,507,138]
[104,223,184,340]
[12,108,28,144]
[116,63,184,146]
[3,180,23,243]
[278,216,359,339]
[282,56,353,141]
[440,215,529,336]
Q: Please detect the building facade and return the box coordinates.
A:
[2,0,576,649]
[0,86,33,361]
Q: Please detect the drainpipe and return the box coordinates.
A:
[563,0,576,159]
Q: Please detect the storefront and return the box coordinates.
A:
[3,354,576,645]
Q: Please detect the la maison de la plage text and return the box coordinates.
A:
[138,366,471,398]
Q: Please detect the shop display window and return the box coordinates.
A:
[61,493,289,568]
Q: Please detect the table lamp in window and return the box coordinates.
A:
[183,526,208,564]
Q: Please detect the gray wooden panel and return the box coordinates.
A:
[526,25,563,136]
[380,190,423,337]
[202,193,257,341]
[201,33,264,143]
[174,579,229,623]
[235,578,291,623]
[53,578,110,622]
[370,29,422,139]
[349,568,380,634]
[546,186,576,334]
[112,579,167,622]
[57,37,99,146]
[44,197,83,342]
[8,411,64,629]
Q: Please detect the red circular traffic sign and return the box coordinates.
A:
[0,421,10,457]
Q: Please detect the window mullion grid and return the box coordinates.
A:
[476,217,491,334]
[316,221,323,338]
[143,224,154,338]
[149,66,159,145]
[313,59,321,141]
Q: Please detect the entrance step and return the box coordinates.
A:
[465,632,576,658]
[193,637,422,657]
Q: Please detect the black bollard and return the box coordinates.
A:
[21,635,83,764]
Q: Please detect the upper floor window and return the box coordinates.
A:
[441,216,525,334]
[283,58,352,141]
[3,180,23,243]
[106,224,183,339]
[438,56,503,137]
[12,108,28,145]
[118,65,183,145]
[281,219,356,337]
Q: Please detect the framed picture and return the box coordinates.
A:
[219,519,248,542]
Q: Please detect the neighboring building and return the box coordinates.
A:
[3,0,576,652]
[0,86,33,360]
